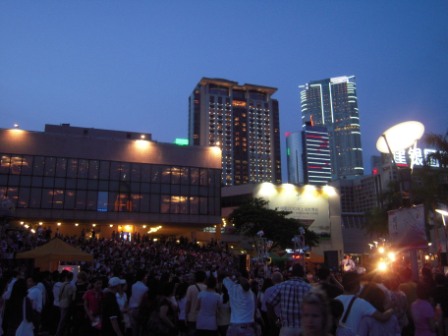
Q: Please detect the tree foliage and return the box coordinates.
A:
[227,198,319,249]
[364,207,389,237]
[425,132,448,168]
[366,132,448,238]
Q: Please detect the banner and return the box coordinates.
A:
[388,204,427,248]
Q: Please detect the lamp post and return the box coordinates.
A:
[376,121,425,280]
[376,121,425,204]
[436,209,448,265]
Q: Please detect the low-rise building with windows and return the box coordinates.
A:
[0,124,222,239]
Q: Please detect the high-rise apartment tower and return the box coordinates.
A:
[189,78,282,186]
[300,76,364,179]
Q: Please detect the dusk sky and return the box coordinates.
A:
[1,1,447,178]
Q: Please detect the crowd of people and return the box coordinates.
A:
[1,228,448,336]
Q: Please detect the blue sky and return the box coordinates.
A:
[1,1,447,178]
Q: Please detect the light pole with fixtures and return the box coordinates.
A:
[436,209,448,265]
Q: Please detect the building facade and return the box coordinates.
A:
[302,124,332,186]
[330,174,383,254]
[189,78,282,186]
[0,124,222,237]
[285,131,303,185]
[300,76,364,179]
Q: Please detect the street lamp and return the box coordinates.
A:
[436,209,448,258]
[376,121,425,279]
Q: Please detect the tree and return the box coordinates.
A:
[227,198,319,249]
[364,207,389,237]
[425,132,448,168]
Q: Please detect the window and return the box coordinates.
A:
[64,190,75,209]
[33,156,45,176]
[75,190,86,210]
[152,166,162,183]
[18,188,30,208]
[53,190,64,209]
[190,196,198,214]
[55,178,65,188]
[110,162,121,180]
[161,166,171,184]
[199,197,208,214]
[56,158,67,177]
[41,189,53,209]
[99,161,110,180]
[141,165,151,181]
[89,160,99,179]
[43,177,54,188]
[150,194,160,213]
[20,176,31,187]
[78,160,89,178]
[171,167,181,184]
[67,159,78,178]
[44,157,56,176]
[190,168,199,185]
[0,155,10,174]
[131,164,141,181]
[10,156,23,174]
[160,195,170,213]
[86,191,97,210]
[30,189,42,208]
[140,194,150,212]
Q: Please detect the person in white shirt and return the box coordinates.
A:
[223,271,256,336]
[51,272,63,334]
[116,280,131,334]
[196,276,221,334]
[185,270,207,336]
[128,270,148,336]
[27,274,44,331]
[1,271,18,301]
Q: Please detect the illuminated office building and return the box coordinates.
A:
[0,124,222,237]
[300,76,364,179]
[302,124,332,185]
[189,78,281,186]
[286,125,332,186]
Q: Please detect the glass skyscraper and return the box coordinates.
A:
[300,76,364,179]
[189,78,282,186]
[286,125,332,186]
[285,131,303,185]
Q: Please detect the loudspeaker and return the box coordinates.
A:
[324,250,339,271]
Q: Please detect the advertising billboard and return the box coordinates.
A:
[254,184,331,238]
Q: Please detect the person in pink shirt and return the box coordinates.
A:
[83,278,104,335]
[411,283,437,336]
